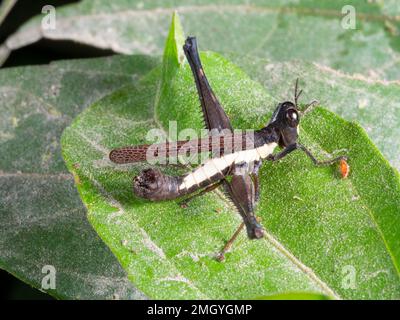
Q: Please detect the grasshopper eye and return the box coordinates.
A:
[286,109,299,127]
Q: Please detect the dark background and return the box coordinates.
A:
[0,0,115,300]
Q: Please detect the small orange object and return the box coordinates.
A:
[339,159,350,179]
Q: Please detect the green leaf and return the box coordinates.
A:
[2,0,399,80]
[61,16,400,299]
[0,55,158,299]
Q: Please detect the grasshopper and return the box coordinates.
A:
[110,37,348,260]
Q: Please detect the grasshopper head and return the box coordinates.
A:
[268,101,300,148]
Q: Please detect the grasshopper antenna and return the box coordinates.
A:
[294,78,303,109]
[293,78,319,116]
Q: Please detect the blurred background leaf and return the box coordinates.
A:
[2,0,400,79]
[0,55,157,299]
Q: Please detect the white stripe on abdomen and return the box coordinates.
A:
[179,142,277,190]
